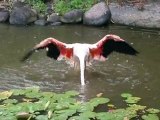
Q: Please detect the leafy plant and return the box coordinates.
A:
[25,0,47,13]
[54,0,98,15]
[0,87,159,120]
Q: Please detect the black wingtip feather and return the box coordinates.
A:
[20,49,36,62]
[115,42,139,56]
[102,40,139,57]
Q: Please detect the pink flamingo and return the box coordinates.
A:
[21,34,138,85]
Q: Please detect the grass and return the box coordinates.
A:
[54,0,98,15]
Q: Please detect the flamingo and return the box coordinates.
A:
[21,34,138,85]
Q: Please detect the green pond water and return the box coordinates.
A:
[0,24,160,108]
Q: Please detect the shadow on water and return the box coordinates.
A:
[0,24,160,108]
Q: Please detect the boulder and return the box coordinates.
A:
[0,8,9,22]
[83,2,111,26]
[34,19,47,26]
[47,13,60,23]
[9,6,37,25]
[60,9,83,23]
[109,2,160,28]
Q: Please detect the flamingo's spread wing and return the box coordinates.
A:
[21,38,73,62]
[89,34,139,61]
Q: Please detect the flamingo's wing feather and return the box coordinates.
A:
[90,34,138,60]
[21,38,73,62]
[102,39,138,57]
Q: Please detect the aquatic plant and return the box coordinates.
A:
[0,87,159,120]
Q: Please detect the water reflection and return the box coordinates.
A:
[0,24,160,108]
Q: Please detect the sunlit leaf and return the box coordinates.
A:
[36,115,48,120]
[146,108,160,114]
[11,89,27,96]
[54,109,77,120]
[142,114,159,120]
[89,97,110,107]
[127,104,146,111]
[0,91,13,100]
[80,111,96,119]
[96,112,115,120]
[3,99,18,104]
[25,92,42,98]
[121,93,132,98]
[77,103,94,112]
[125,97,141,104]
[65,91,79,97]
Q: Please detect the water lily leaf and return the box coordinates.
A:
[3,99,18,104]
[11,89,27,96]
[121,93,132,98]
[55,103,70,110]
[146,108,160,114]
[68,116,82,120]
[96,112,115,120]
[65,91,79,97]
[25,92,42,99]
[142,114,159,120]
[36,115,48,120]
[54,109,77,120]
[89,97,110,107]
[0,91,13,100]
[17,102,44,113]
[127,104,146,111]
[80,111,96,119]
[125,97,141,104]
[77,103,94,112]
[0,115,17,120]
[40,92,55,99]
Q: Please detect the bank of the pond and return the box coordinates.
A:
[0,0,160,28]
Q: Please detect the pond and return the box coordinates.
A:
[0,24,160,109]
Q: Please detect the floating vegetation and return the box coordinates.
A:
[0,87,159,120]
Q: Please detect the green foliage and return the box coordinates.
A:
[0,87,159,120]
[25,0,47,13]
[54,0,98,15]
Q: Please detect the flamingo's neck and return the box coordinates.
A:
[73,44,90,85]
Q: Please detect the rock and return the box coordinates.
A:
[47,13,60,23]
[60,9,83,23]
[9,6,37,25]
[0,9,9,22]
[50,22,62,26]
[109,2,160,28]
[83,2,111,26]
[34,19,47,26]
[12,1,27,8]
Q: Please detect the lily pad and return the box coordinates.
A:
[124,97,141,104]
[121,93,132,98]
[3,99,18,104]
[89,97,110,107]
[65,90,79,97]
[142,114,159,120]
[146,108,160,114]
[0,91,13,100]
